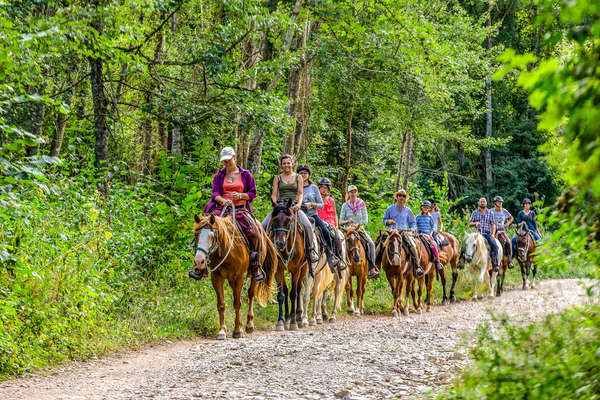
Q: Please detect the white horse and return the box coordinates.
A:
[301,228,349,326]
[463,232,503,299]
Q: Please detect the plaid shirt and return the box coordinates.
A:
[470,208,495,235]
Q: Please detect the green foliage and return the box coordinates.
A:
[437,302,600,400]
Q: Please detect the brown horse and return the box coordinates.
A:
[381,229,410,317]
[436,232,461,303]
[343,224,368,316]
[268,200,309,331]
[190,213,277,340]
[515,226,537,290]
[413,234,436,313]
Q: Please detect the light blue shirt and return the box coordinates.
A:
[431,211,441,232]
[302,184,323,217]
[383,204,416,231]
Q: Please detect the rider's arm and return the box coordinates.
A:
[504,209,514,229]
[340,203,353,225]
[359,201,368,225]
[313,186,324,210]
[243,171,257,202]
[332,198,339,227]
[383,206,392,226]
[270,176,279,205]
[295,174,303,207]
[437,213,443,232]
[468,211,479,227]
[407,209,416,231]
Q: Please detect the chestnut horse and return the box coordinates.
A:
[269,200,309,331]
[343,224,368,316]
[381,229,411,317]
[413,234,437,313]
[515,226,537,290]
[436,232,460,303]
[190,213,277,340]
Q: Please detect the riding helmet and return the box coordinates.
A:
[522,198,532,205]
[427,198,436,205]
[421,200,432,208]
[296,164,311,174]
[318,177,331,187]
[493,195,504,203]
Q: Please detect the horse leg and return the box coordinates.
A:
[330,276,341,323]
[386,272,398,317]
[415,276,423,314]
[439,267,448,305]
[488,269,497,298]
[212,275,227,340]
[424,274,429,304]
[276,280,286,331]
[295,277,303,327]
[229,278,244,339]
[525,261,531,290]
[346,277,355,314]
[246,280,257,334]
[426,272,434,312]
[520,262,527,290]
[531,262,537,289]
[302,274,312,327]
[289,276,299,331]
[450,270,458,302]
[358,274,366,315]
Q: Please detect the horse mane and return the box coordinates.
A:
[383,229,402,248]
[193,215,235,255]
[272,203,291,217]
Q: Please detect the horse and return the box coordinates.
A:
[515,226,537,290]
[495,232,512,297]
[190,213,277,340]
[268,199,309,331]
[381,229,411,317]
[342,224,368,316]
[462,232,503,299]
[300,228,349,325]
[413,233,437,313]
[436,232,460,303]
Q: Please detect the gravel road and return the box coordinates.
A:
[1,279,592,400]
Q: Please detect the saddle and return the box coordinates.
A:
[400,231,419,266]
[434,232,449,248]
[417,234,436,262]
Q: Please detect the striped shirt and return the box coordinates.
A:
[416,215,434,235]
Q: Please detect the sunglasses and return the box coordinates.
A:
[397,195,407,198]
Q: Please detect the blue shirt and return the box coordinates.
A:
[491,208,512,232]
[416,214,434,234]
[470,208,495,235]
[383,205,416,231]
[431,211,441,232]
[517,210,537,231]
[302,184,324,217]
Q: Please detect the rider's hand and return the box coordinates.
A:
[476,222,481,228]
[221,199,233,207]
[291,204,300,212]
[386,219,395,226]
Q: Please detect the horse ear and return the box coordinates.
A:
[194,214,201,223]
[209,214,216,224]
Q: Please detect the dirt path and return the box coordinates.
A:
[1,279,592,400]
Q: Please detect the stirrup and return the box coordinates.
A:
[367,267,380,278]
[415,266,425,277]
[252,266,265,282]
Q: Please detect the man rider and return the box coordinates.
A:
[465,197,500,272]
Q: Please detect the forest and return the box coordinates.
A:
[0,0,599,396]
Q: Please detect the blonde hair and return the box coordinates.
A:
[345,190,358,202]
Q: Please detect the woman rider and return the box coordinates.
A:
[317,178,344,262]
[262,154,320,268]
[511,198,542,252]
[203,146,264,282]
[340,185,379,278]
[297,165,339,274]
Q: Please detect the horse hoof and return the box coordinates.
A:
[329,317,336,323]
[216,332,226,340]
[402,309,409,316]
[426,306,431,312]
[302,319,309,327]
[323,314,329,321]
[416,308,422,315]
[245,326,254,334]
[441,299,447,306]
[316,318,323,325]
[285,322,291,330]
[347,308,354,314]
[353,311,361,316]
[276,321,285,331]
[392,311,399,317]
[450,296,457,303]
[232,331,243,339]
[290,323,298,331]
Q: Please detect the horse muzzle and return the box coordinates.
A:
[189,265,207,280]
[276,240,286,250]
[352,254,361,263]
[465,255,473,263]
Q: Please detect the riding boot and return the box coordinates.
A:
[248,240,265,282]
[325,248,336,275]
[303,235,316,277]
[505,243,514,269]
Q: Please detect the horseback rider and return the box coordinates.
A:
[262,154,320,270]
[202,146,264,282]
[297,165,340,274]
[464,197,500,272]
[416,200,444,271]
[340,185,379,278]
[317,178,344,263]
[511,198,542,252]
[379,189,423,277]
[491,195,514,268]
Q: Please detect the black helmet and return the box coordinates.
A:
[296,164,311,174]
[427,198,436,205]
[421,200,432,208]
[522,198,532,205]
[493,195,504,203]
[318,177,331,187]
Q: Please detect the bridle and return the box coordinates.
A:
[193,205,237,273]
[516,230,530,262]
[270,208,298,267]
[346,231,362,258]
[386,233,403,261]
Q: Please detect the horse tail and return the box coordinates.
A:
[256,232,277,307]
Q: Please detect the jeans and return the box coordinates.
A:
[482,232,499,267]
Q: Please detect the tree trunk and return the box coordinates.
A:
[402,133,414,190]
[171,126,181,156]
[395,130,408,191]
[342,99,354,192]
[25,82,47,157]
[457,142,467,195]
[485,7,493,191]
[50,74,73,158]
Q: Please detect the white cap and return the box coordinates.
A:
[219,146,236,161]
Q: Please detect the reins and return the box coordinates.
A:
[271,208,298,268]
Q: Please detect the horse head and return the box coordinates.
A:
[516,227,530,262]
[271,199,293,250]
[344,224,363,263]
[463,232,480,263]
[385,229,403,266]
[190,213,217,280]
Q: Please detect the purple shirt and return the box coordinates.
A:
[470,208,495,235]
[203,167,257,215]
